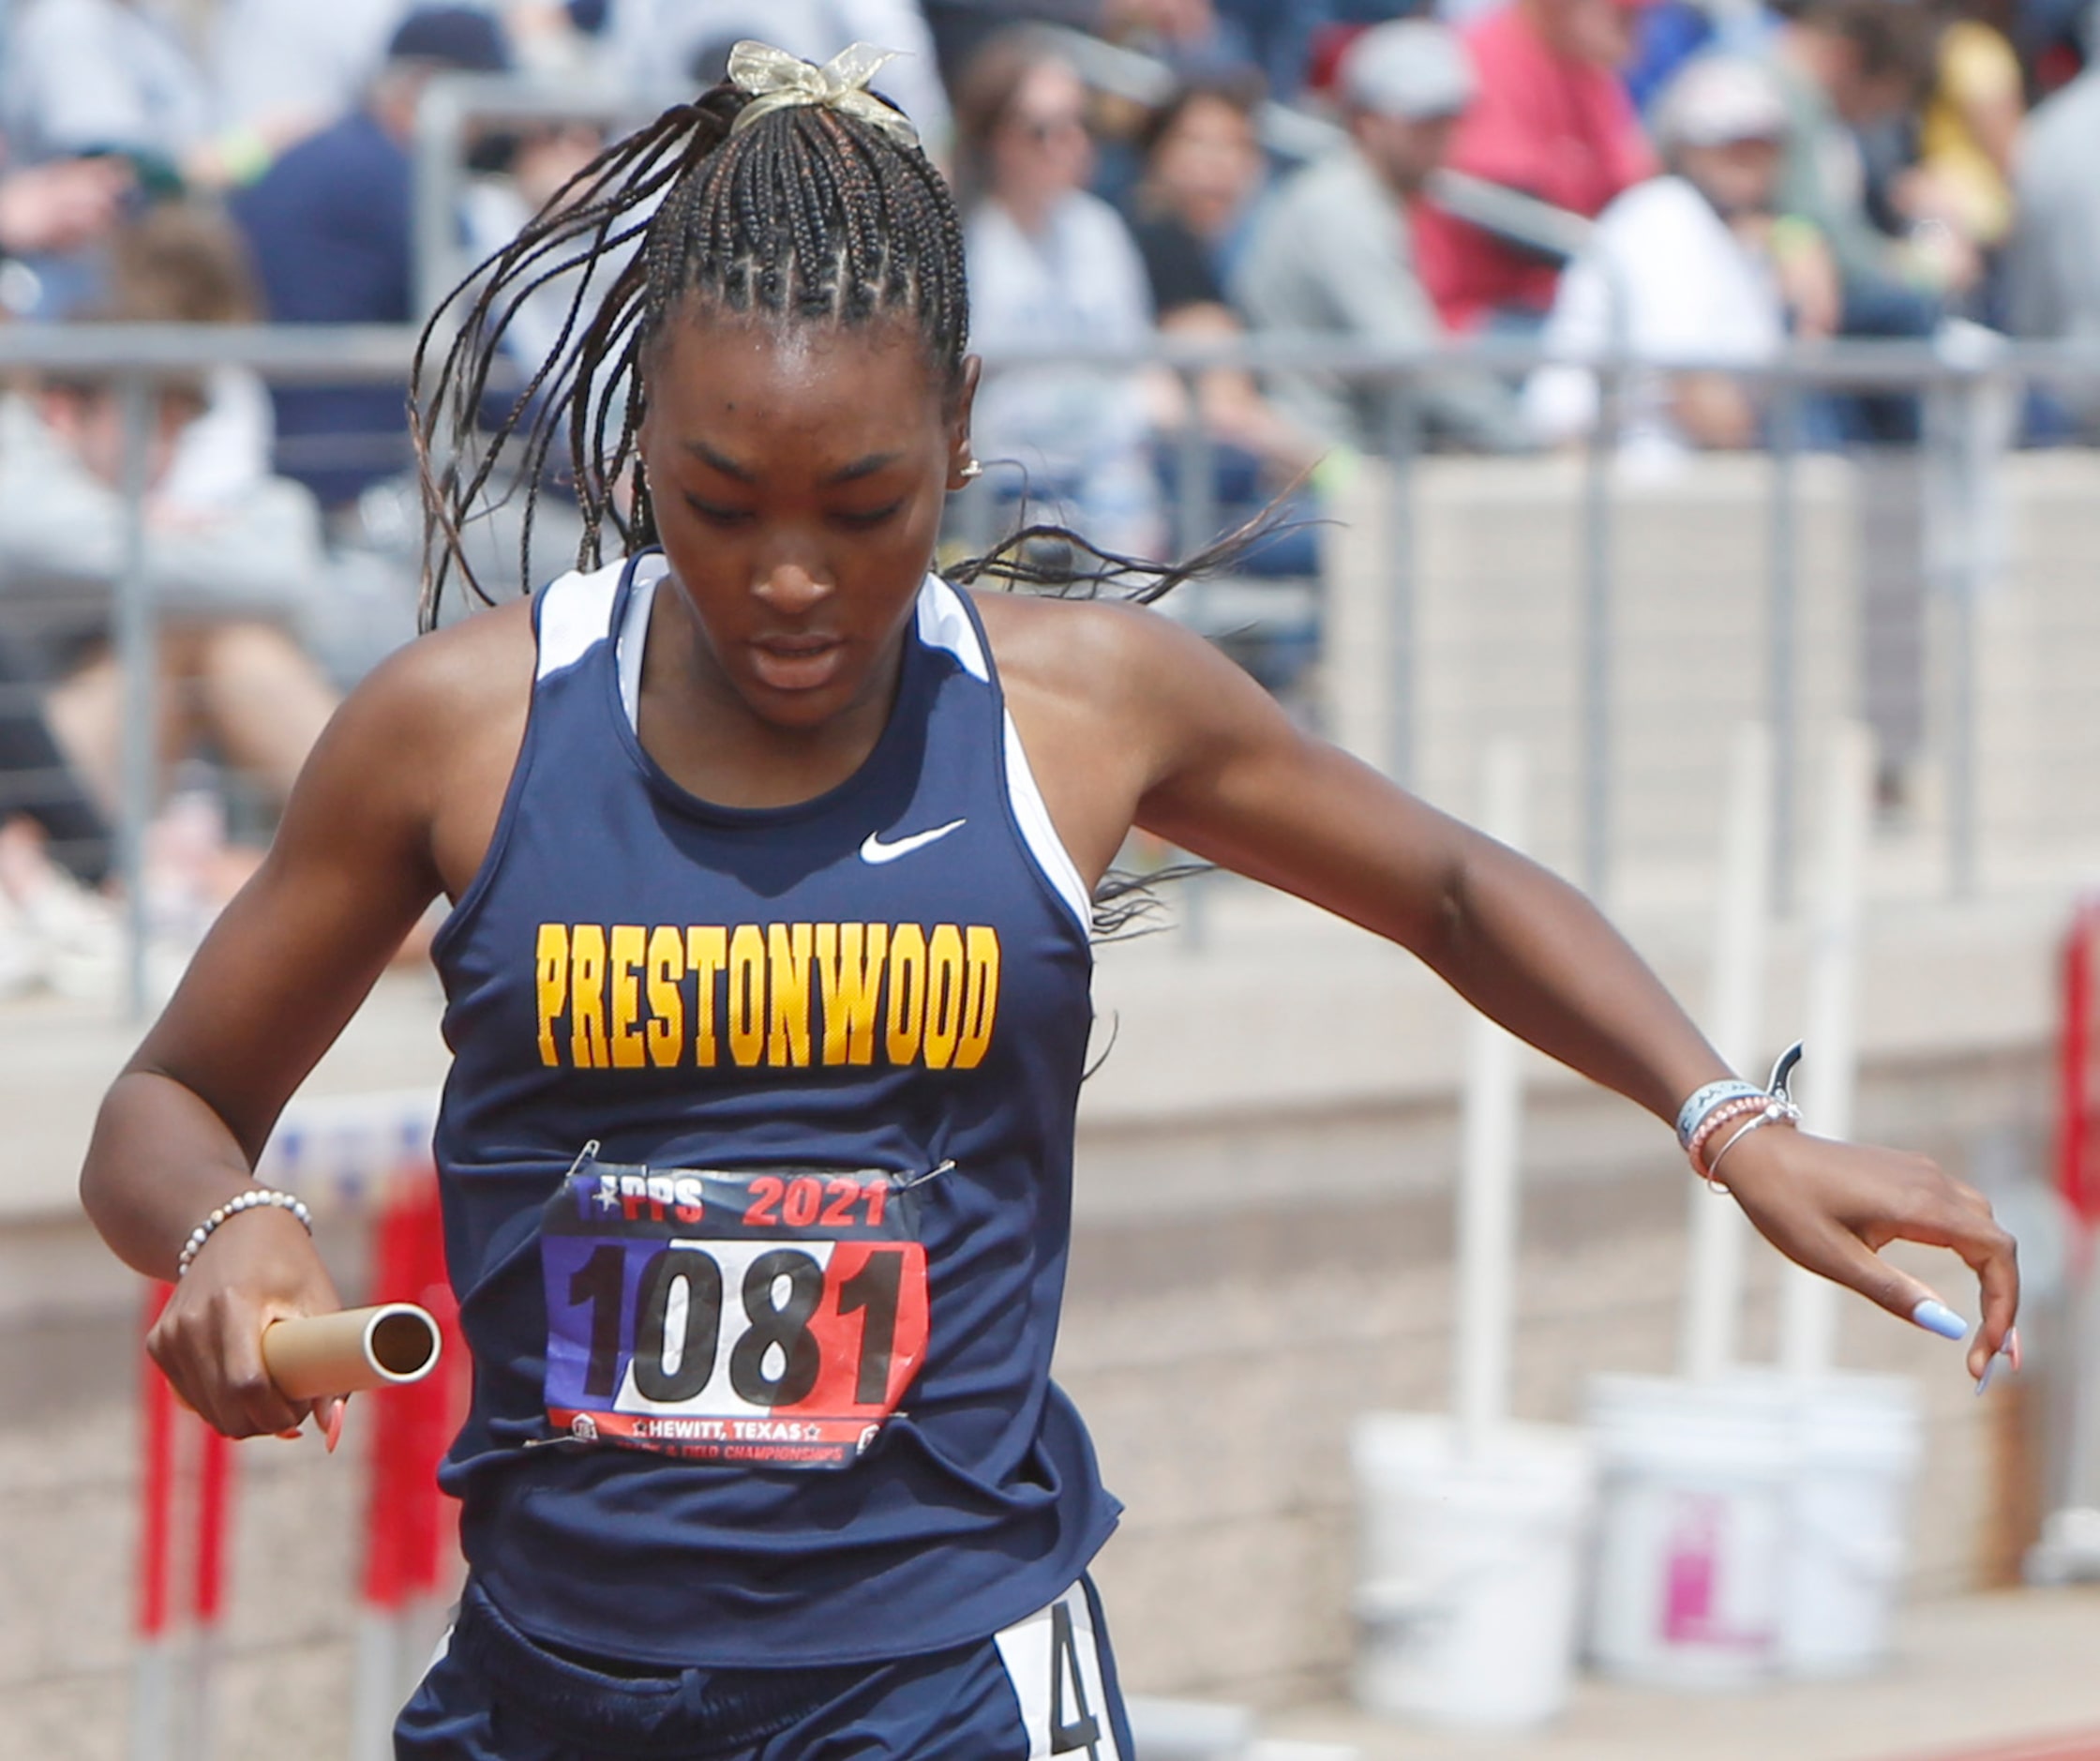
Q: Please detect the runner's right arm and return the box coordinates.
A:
[78,604,532,1437]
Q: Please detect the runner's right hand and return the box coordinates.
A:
[146,1206,345,1439]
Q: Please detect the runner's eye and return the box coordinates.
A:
[683,495,754,526]
[832,502,904,530]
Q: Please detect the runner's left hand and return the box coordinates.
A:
[1712,1124,2019,1382]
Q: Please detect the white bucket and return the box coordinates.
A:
[1349,1413,1594,1729]
[1769,1372,1924,1678]
[1585,1374,1795,1688]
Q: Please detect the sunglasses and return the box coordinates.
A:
[1008,109,1088,144]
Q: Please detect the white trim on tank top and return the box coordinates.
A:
[915,576,1091,930]
[535,555,641,683]
[568,561,1092,931]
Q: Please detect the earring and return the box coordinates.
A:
[958,459,982,481]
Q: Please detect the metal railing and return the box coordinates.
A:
[8,323,2100,1015]
[971,329,2100,894]
[0,325,418,1015]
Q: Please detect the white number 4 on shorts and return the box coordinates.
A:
[993,1587,1122,1760]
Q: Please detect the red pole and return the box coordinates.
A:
[361,1161,463,1608]
[401,1170,460,1601]
[192,1425,235,1630]
[361,1178,418,1615]
[2061,899,2100,1227]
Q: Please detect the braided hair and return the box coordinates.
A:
[412,79,968,627]
[412,72,1282,633]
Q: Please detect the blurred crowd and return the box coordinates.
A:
[0,0,2094,991]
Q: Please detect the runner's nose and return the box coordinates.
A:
[754,562,832,616]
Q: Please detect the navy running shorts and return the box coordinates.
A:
[395,1574,1134,1760]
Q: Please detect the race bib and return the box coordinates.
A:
[539,1150,936,1468]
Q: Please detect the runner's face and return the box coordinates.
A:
[638,311,975,731]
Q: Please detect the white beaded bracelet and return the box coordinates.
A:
[175,1187,313,1279]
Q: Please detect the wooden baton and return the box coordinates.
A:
[260,1303,442,1401]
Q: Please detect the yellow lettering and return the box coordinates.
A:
[884,923,926,1065]
[816,922,889,1065]
[956,926,1001,1069]
[728,924,766,1067]
[922,924,966,1069]
[686,926,727,1067]
[568,925,610,1069]
[767,923,814,1066]
[534,924,569,1067]
[646,926,685,1067]
[608,925,646,1069]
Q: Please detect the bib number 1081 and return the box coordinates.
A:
[540,1160,932,1466]
[568,1241,909,1408]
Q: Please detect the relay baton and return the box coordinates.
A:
[261,1303,442,1400]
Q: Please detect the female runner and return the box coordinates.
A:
[80,42,2019,1761]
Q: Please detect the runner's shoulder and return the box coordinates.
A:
[967,585,1222,720]
[291,598,536,839]
[329,597,535,760]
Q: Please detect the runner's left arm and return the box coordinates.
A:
[1059,600,2018,1379]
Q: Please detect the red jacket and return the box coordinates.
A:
[1414,3,1657,331]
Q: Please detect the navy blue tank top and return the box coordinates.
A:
[428,552,1119,1668]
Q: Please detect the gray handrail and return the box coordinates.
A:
[19,317,2096,1016]
[10,323,2100,386]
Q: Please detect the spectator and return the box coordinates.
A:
[229,7,513,515]
[0,659,120,998]
[92,203,278,518]
[1912,0,2025,258]
[0,209,339,816]
[955,31,1162,556]
[1622,0,1716,110]
[208,0,414,150]
[1127,74,1319,577]
[1409,0,1658,336]
[1765,0,1955,315]
[1126,68,1266,296]
[1211,0,1326,101]
[0,629,109,887]
[458,117,610,380]
[0,155,132,258]
[211,2,600,148]
[1235,19,1530,455]
[0,154,135,317]
[2006,40,2100,429]
[608,0,953,149]
[1765,0,1955,439]
[1526,56,1839,459]
[508,1,607,74]
[922,0,1214,92]
[2,0,210,173]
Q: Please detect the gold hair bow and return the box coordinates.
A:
[727,40,921,151]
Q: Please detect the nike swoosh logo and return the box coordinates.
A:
[860,818,966,864]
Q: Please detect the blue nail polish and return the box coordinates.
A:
[1912,1299,1970,1340]
[1975,1355,1998,1396]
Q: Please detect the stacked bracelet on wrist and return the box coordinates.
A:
[175,1187,313,1279]
[1676,1077,1764,1151]
[1678,1043,1806,1193]
[1687,1093,1772,1173]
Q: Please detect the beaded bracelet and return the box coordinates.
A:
[175,1187,313,1280]
[1686,1094,1772,1176]
[1675,1078,1766,1151]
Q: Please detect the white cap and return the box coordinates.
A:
[1339,20,1476,122]
[1653,56,1790,151]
